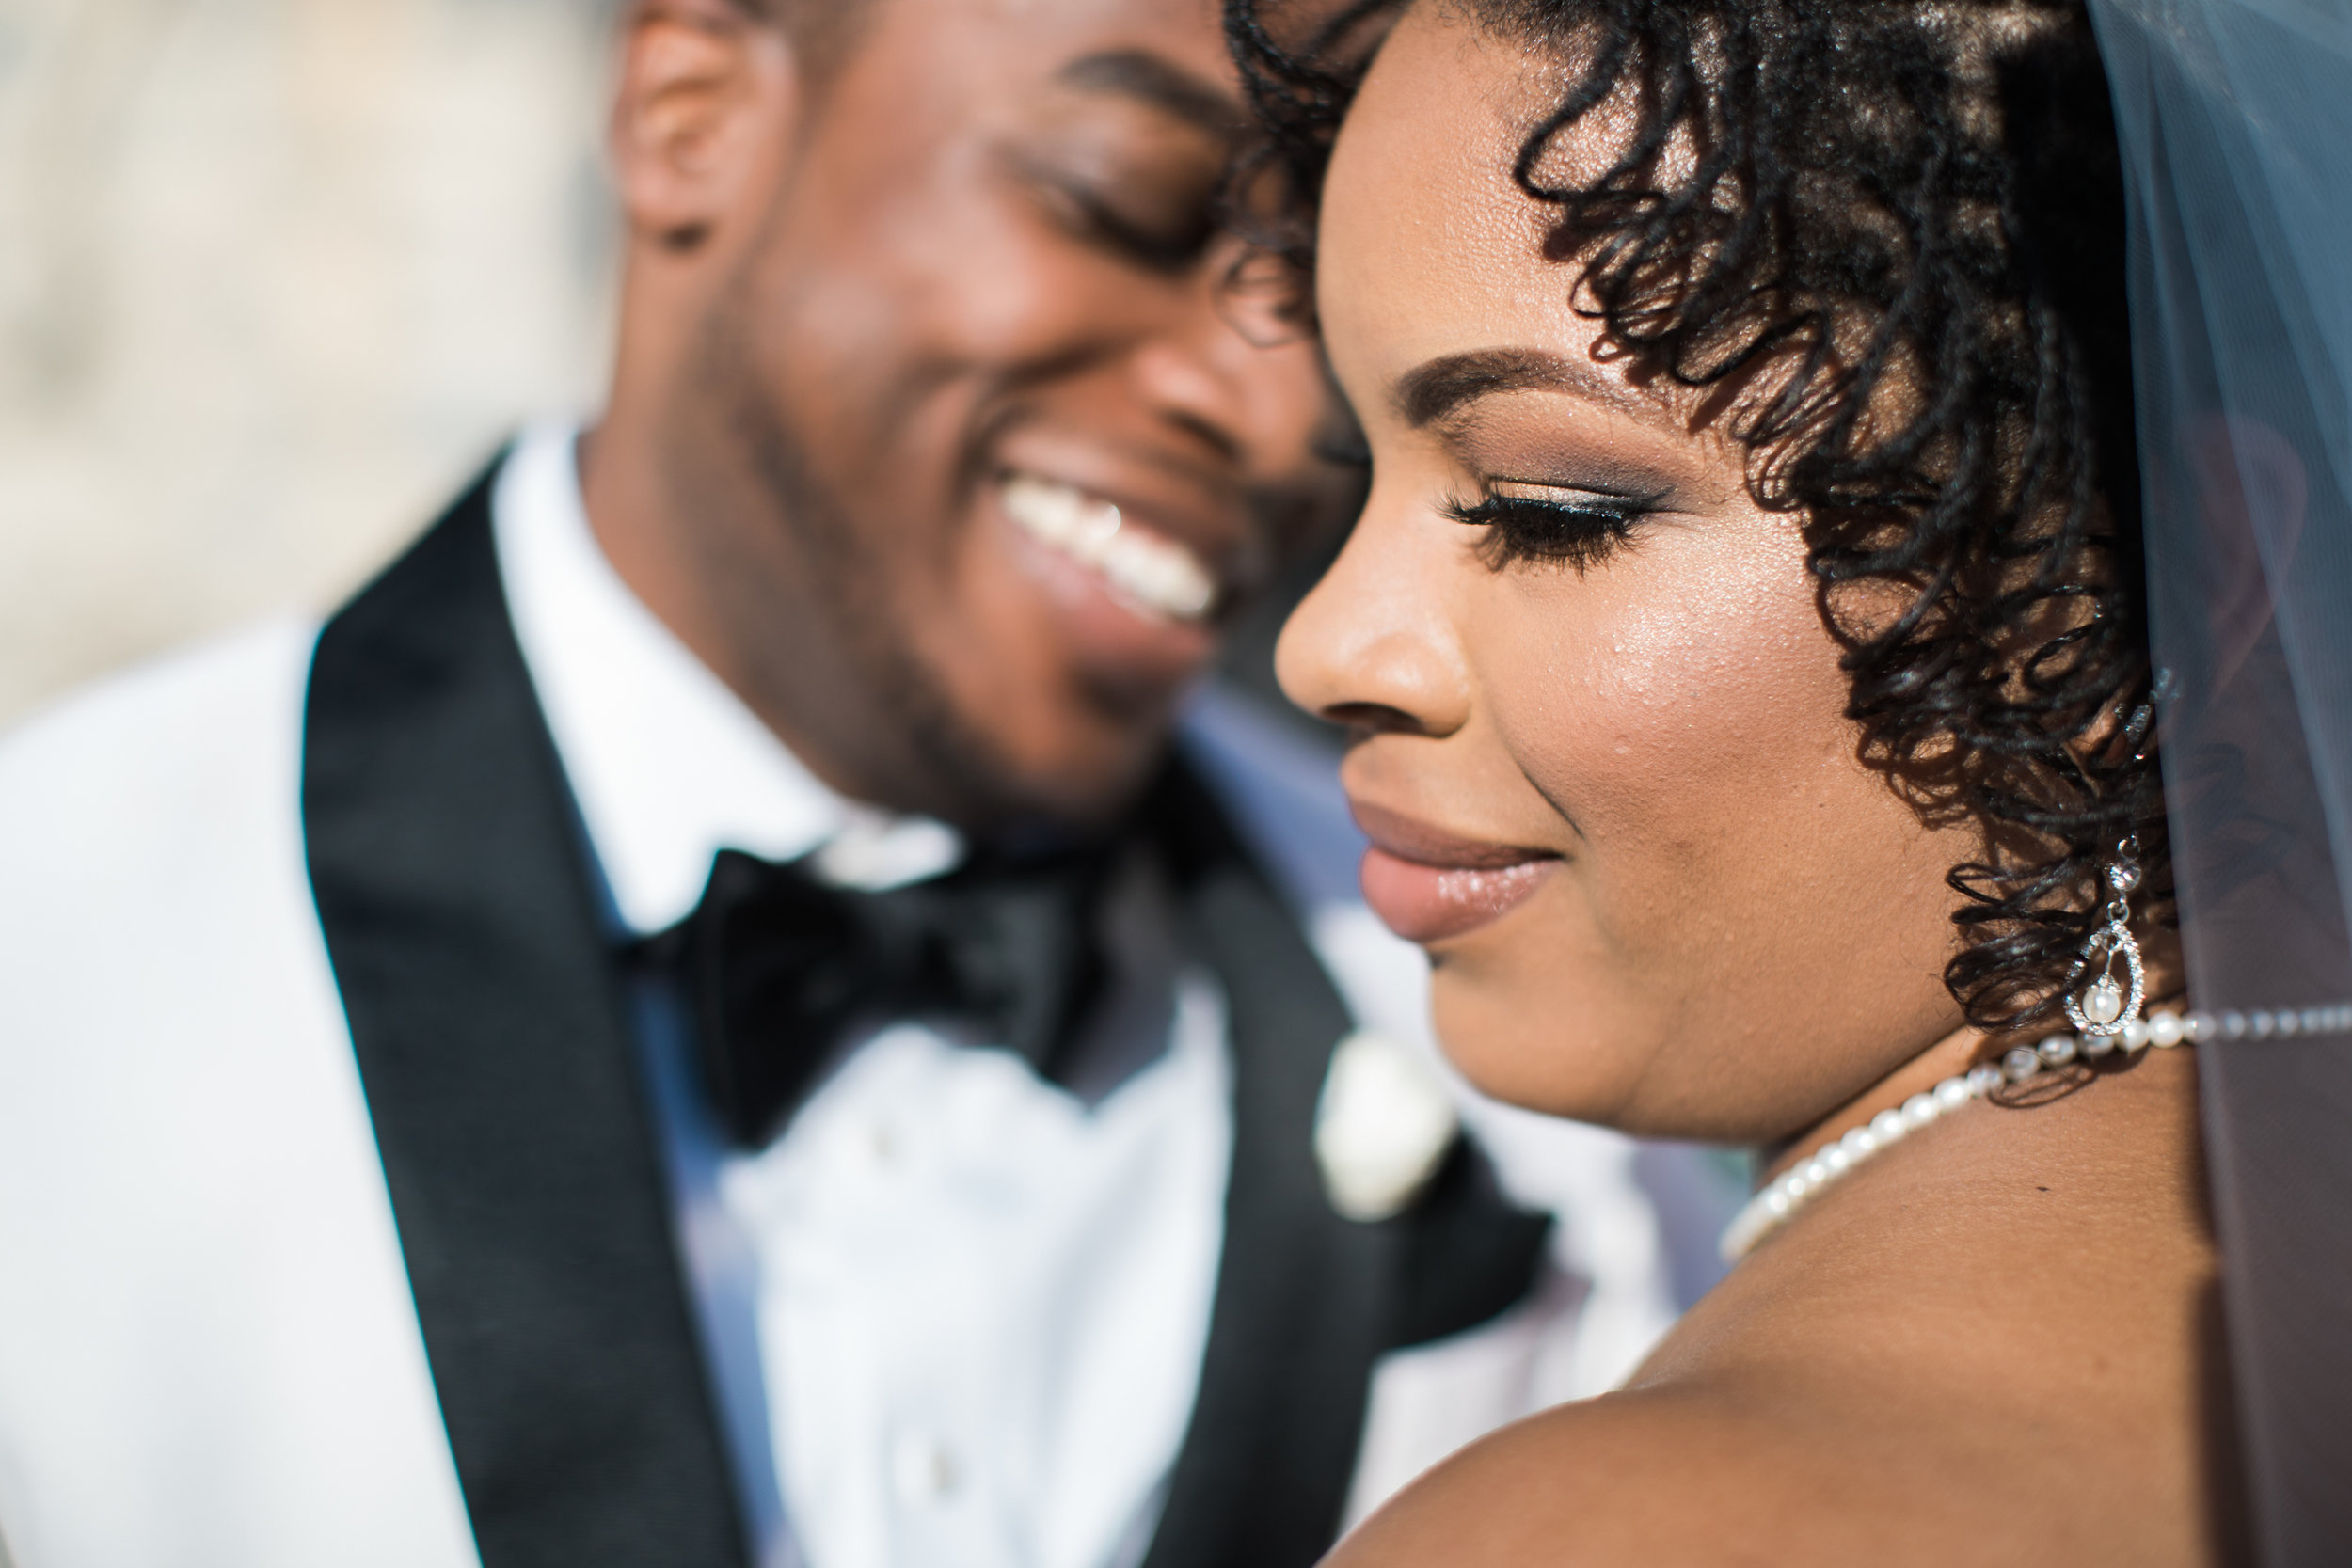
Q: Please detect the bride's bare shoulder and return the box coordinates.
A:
[1329,1352,2212,1567]
[1325,1377,2039,1568]
[1327,1387,1820,1568]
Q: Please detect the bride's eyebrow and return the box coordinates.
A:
[1395,347,1661,428]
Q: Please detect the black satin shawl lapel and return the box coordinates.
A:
[302,462,748,1568]
[1137,767,1391,1568]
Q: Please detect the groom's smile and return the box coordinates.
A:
[585,0,1353,832]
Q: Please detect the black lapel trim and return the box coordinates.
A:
[1390,1138,1552,1353]
[1138,768,1549,1568]
[303,459,749,1568]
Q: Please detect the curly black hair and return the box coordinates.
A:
[1228,0,2170,1034]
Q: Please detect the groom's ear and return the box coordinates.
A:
[610,0,802,255]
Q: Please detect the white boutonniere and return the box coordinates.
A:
[1312,1028,1460,1222]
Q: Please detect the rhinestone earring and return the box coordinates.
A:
[2063,838,2146,1037]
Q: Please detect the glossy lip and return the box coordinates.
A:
[1350,800,1562,944]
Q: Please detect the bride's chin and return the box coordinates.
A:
[1423,964,1648,1128]
[1423,959,1827,1142]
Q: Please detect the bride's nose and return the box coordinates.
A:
[1275,487,1472,737]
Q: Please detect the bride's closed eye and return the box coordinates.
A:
[1444,479,1665,573]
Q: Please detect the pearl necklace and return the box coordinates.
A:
[1720,1001,2352,1262]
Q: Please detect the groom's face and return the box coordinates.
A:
[601,0,1347,830]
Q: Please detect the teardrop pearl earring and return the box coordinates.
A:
[2063,838,2146,1038]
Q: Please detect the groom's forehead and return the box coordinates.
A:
[760,0,1242,105]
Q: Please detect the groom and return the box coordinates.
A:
[0,0,1718,1565]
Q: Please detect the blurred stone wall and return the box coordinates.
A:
[0,0,619,724]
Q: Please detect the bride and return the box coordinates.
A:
[1229,0,2352,1560]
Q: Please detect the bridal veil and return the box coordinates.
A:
[2088,0,2352,1557]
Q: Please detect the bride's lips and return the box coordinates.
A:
[1351,800,1562,944]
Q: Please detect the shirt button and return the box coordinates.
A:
[891,1433,959,1504]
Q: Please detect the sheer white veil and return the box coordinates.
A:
[2088,0,2352,1557]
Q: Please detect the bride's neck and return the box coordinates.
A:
[1760,1020,1987,1181]
[1765,967,2192,1182]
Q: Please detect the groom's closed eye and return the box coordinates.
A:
[1008,49,1247,277]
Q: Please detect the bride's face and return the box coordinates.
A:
[1280,4,1979,1141]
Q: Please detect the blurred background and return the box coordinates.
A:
[0,0,620,726]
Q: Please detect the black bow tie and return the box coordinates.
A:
[645,846,1110,1148]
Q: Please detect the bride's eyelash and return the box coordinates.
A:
[1443,482,1664,572]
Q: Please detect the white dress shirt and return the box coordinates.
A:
[492,426,1231,1568]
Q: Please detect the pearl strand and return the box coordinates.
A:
[1719,1001,2352,1263]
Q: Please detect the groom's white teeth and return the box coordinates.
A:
[1102,528,1217,621]
[999,472,1217,624]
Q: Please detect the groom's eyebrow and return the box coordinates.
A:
[1056,50,1246,139]
[1398,347,1660,427]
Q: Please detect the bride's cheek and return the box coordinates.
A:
[1457,529,1882,1114]
[1482,532,1831,902]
